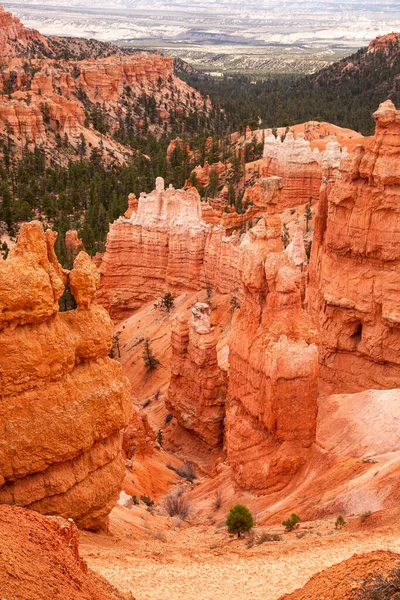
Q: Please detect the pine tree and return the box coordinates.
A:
[143,338,160,372]
[304,201,312,232]
[228,181,236,207]
[226,505,254,538]
[208,167,219,198]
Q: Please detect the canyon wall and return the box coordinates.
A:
[166,303,228,447]
[0,221,131,530]
[226,217,319,493]
[308,100,400,393]
[31,54,174,104]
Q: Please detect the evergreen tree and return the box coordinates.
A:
[143,338,160,372]
[304,201,312,232]
[226,505,254,538]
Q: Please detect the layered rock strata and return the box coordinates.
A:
[0,5,51,59]
[166,303,228,447]
[96,178,241,319]
[308,100,400,393]
[0,221,131,530]
[263,130,347,207]
[226,217,319,493]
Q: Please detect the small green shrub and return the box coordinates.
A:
[132,495,139,505]
[335,515,346,530]
[282,513,300,532]
[226,504,254,538]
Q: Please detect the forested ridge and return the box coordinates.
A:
[179,39,400,136]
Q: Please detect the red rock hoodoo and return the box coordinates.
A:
[263,130,347,207]
[166,302,228,447]
[0,221,131,530]
[308,100,400,393]
[226,217,319,493]
[96,177,241,319]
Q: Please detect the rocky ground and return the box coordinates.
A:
[80,508,400,600]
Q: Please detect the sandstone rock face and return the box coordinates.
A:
[96,179,241,319]
[0,221,131,530]
[226,217,319,493]
[286,225,308,267]
[191,161,227,187]
[242,175,284,212]
[0,505,130,599]
[308,101,400,393]
[0,6,210,163]
[124,193,138,219]
[166,303,228,447]
[167,137,193,162]
[0,5,50,59]
[201,201,262,236]
[368,32,400,54]
[66,229,85,263]
[96,180,207,318]
[68,55,173,103]
[263,130,347,207]
[0,99,46,144]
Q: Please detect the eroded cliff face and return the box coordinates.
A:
[0,5,51,59]
[308,100,400,393]
[166,303,228,447]
[96,178,208,318]
[0,6,210,163]
[96,177,242,319]
[226,217,319,493]
[0,221,131,530]
[263,130,347,207]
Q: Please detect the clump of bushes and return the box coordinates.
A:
[226,504,254,538]
[167,461,197,482]
[142,338,160,371]
[256,532,282,545]
[140,495,154,507]
[282,513,300,532]
[163,489,192,520]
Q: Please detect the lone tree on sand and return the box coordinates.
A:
[226,504,254,538]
